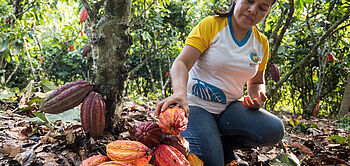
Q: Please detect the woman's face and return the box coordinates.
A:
[233,0,274,29]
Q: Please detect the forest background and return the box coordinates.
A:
[0,0,350,165]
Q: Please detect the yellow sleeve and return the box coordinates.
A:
[252,27,270,71]
[185,16,226,53]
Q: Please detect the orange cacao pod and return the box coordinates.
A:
[269,64,280,82]
[134,122,164,148]
[40,80,92,114]
[81,91,106,138]
[153,144,190,166]
[98,161,133,166]
[163,135,189,156]
[187,153,203,166]
[80,9,88,23]
[158,104,188,135]
[106,140,152,166]
[80,155,109,166]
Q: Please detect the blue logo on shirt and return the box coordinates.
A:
[250,52,259,64]
[191,78,227,104]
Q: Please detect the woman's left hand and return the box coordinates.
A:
[242,91,267,109]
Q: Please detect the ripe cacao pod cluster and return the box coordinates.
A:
[80,104,202,166]
[40,80,106,138]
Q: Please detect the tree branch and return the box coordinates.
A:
[266,7,350,98]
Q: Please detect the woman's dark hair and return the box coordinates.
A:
[214,0,277,17]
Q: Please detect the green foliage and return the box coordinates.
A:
[0,0,349,118]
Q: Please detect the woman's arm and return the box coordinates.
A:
[156,45,201,116]
[243,70,267,108]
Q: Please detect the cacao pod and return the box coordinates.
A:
[5,17,11,23]
[163,135,189,156]
[40,56,44,62]
[98,161,133,166]
[80,155,110,166]
[153,144,190,166]
[187,153,203,166]
[158,104,188,135]
[80,9,88,23]
[269,64,280,82]
[81,91,106,138]
[40,80,92,114]
[134,122,164,148]
[106,140,152,166]
[82,45,91,57]
[327,53,335,63]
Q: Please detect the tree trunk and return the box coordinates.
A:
[339,71,350,117]
[84,0,132,132]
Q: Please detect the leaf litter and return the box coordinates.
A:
[0,99,349,166]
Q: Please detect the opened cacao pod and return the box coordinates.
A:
[158,104,188,135]
[81,91,106,138]
[134,122,164,148]
[153,144,190,166]
[40,80,92,114]
[106,140,152,166]
[80,155,109,166]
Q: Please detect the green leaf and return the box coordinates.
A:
[0,38,9,52]
[270,153,300,166]
[329,135,347,144]
[289,119,295,127]
[34,112,50,123]
[40,80,58,92]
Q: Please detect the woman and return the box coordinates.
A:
[156,0,284,165]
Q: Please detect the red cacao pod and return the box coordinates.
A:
[81,91,106,138]
[40,80,92,114]
[327,53,335,63]
[82,45,91,57]
[106,140,152,166]
[153,144,190,166]
[80,155,110,166]
[98,161,133,166]
[134,122,164,148]
[158,104,188,135]
[80,9,88,23]
[40,56,44,62]
[163,135,189,156]
[269,64,280,82]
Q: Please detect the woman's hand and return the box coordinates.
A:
[155,92,189,117]
[242,91,267,109]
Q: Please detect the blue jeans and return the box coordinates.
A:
[180,101,285,166]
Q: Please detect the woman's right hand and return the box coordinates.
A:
[155,92,189,117]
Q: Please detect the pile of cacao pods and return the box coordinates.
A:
[81,104,204,166]
[39,80,203,165]
[39,80,106,138]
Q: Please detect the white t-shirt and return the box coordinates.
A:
[185,15,269,114]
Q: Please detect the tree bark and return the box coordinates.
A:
[339,71,350,117]
[83,0,132,132]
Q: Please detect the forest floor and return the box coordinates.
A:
[0,99,349,166]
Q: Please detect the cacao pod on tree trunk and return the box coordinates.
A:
[80,91,106,138]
